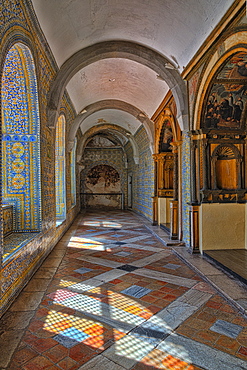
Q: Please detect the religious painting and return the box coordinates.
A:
[159,119,173,152]
[203,52,247,130]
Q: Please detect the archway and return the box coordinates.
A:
[47,41,188,131]
[67,99,155,149]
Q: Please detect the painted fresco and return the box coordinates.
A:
[203,53,247,129]
[87,135,117,147]
[85,165,121,208]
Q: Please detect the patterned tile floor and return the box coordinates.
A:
[1,211,247,369]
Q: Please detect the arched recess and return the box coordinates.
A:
[67,100,154,149]
[55,114,66,223]
[1,42,42,232]
[47,41,188,131]
[78,124,140,165]
[211,144,242,190]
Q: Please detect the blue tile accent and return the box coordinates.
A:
[74,267,92,274]
[121,285,152,298]
[163,263,181,270]
[210,319,243,339]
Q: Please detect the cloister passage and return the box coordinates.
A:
[1,1,247,369]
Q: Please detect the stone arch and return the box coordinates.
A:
[68,100,154,150]
[47,41,188,131]
[77,124,140,165]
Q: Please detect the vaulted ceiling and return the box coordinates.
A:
[31,0,235,139]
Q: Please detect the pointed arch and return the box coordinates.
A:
[47,41,188,131]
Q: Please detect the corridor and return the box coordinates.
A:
[1,211,247,370]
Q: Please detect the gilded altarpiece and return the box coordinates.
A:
[152,95,181,239]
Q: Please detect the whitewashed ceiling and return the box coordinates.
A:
[31,0,235,134]
[80,109,143,135]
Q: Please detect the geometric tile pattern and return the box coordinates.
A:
[55,115,66,221]
[2,43,42,231]
[5,211,247,370]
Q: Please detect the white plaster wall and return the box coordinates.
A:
[199,203,245,252]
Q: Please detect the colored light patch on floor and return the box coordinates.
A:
[47,289,79,302]
[83,222,101,226]
[87,288,152,319]
[58,279,79,288]
[59,327,90,342]
[102,222,122,228]
[140,349,194,370]
[68,237,102,249]
[44,310,125,349]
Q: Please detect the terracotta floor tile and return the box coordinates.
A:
[69,343,96,362]
[147,305,162,314]
[216,335,240,351]
[44,344,68,363]
[22,355,55,370]
[11,346,38,366]
[57,356,78,369]
[205,301,223,309]
[194,329,220,343]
